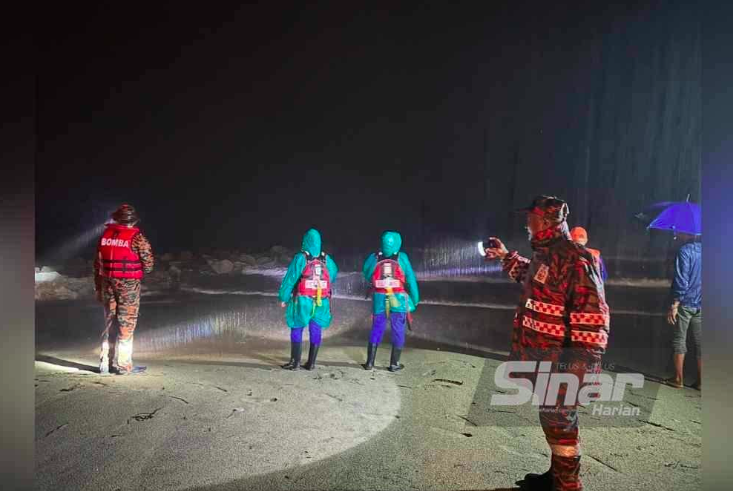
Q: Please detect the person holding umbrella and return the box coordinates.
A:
[644,199,702,389]
[666,231,702,389]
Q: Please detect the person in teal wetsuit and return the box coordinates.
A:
[278,229,338,370]
[362,231,419,372]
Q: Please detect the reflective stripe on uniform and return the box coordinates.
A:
[508,260,522,281]
[550,443,580,457]
[525,298,565,316]
[570,312,609,327]
[522,316,565,338]
[375,278,402,289]
[570,329,608,346]
[116,337,134,372]
[303,280,328,289]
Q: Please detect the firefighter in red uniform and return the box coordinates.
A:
[484,196,609,491]
[94,204,154,375]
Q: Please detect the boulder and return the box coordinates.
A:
[35,283,78,301]
[228,251,243,262]
[35,271,62,282]
[160,253,174,262]
[214,249,231,260]
[209,259,234,274]
[64,278,95,297]
[53,286,78,300]
[239,254,257,266]
[146,270,170,283]
[179,251,194,261]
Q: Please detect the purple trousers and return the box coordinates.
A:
[291,320,322,345]
[369,312,406,348]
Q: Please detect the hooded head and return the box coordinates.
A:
[301,228,322,257]
[380,231,402,257]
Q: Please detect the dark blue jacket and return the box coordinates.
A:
[597,256,608,283]
[671,241,702,309]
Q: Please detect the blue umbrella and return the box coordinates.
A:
[645,200,701,235]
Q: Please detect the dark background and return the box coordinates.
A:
[36,1,700,265]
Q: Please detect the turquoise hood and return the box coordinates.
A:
[301,228,322,256]
[380,231,402,256]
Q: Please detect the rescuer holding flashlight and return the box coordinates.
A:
[483,196,609,491]
[94,204,154,375]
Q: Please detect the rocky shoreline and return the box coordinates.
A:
[35,246,297,301]
[35,244,672,302]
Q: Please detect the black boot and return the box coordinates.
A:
[303,343,320,370]
[518,466,552,490]
[114,366,147,376]
[281,342,302,370]
[387,346,404,372]
[363,343,378,370]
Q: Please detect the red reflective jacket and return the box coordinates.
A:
[502,224,610,361]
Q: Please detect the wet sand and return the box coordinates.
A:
[35,345,701,491]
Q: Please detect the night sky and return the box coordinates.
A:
[36,1,700,262]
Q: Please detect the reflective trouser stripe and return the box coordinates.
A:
[550,443,580,457]
[116,337,134,371]
[100,340,110,367]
